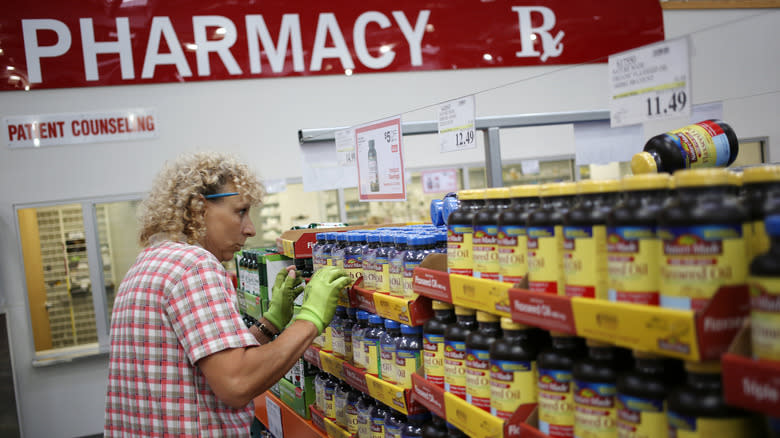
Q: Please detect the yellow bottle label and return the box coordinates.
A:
[375,257,391,293]
[752,220,769,262]
[389,257,405,298]
[332,327,345,358]
[573,380,617,438]
[465,348,492,411]
[498,225,528,283]
[346,404,360,435]
[668,411,753,438]
[607,226,662,305]
[444,339,468,399]
[528,225,565,294]
[490,359,537,420]
[395,349,420,389]
[474,225,500,280]
[366,341,380,376]
[659,224,747,311]
[448,225,474,276]
[380,344,396,383]
[616,394,666,438]
[353,336,364,369]
[403,260,421,299]
[563,225,608,299]
[750,276,780,361]
[538,368,575,437]
[324,386,336,420]
[320,326,333,352]
[358,410,371,438]
[423,333,445,386]
[671,121,731,169]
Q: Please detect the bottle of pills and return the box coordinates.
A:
[403,235,427,299]
[572,340,628,438]
[537,333,587,438]
[444,306,477,399]
[401,413,431,438]
[563,179,621,299]
[370,402,389,438]
[607,173,671,305]
[356,392,375,438]
[331,306,347,359]
[334,378,351,427]
[352,310,370,369]
[389,234,409,298]
[331,232,348,269]
[498,184,540,285]
[423,300,456,388]
[362,232,381,290]
[473,187,513,280]
[395,324,423,389]
[345,232,365,285]
[374,232,396,294]
[465,311,502,412]
[364,314,386,377]
[490,318,541,420]
[345,387,362,436]
[322,232,337,267]
[380,319,401,383]
[742,165,780,261]
[527,182,577,295]
[658,168,749,310]
[314,370,328,412]
[616,351,677,438]
[343,307,356,364]
[749,214,780,361]
[323,373,338,420]
[447,189,485,276]
[385,409,407,438]
[312,232,327,271]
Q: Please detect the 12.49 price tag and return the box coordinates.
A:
[438,95,476,152]
[609,36,691,127]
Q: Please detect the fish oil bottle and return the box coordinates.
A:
[395,324,423,390]
[352,310,370,369]
[563,180,621,300]
[421,415,448,438]
[473,187,513,280]
[490,318,542,420]
[616,351,676,438]
[607,174,671,305]
[658,169,749,311]
[423,301,456,388]
[374,232,396,294]
[357,393,375,438]
[363,232,381,290]
[498,184,540,285]
[667,361,757,437]
[389,234,409,298]
[743,165,780,261]
[345,387,362,436]
[465,311,503,412]
[323,232,337,268]
[401,413,431,438]
[527,182,578,294]
[313,232,328,271]
[403,235,427,299]
[537,333,587,438]
[750,214,780,361]
[385,409,407,438]
[370,402,389,438]
[345,232,365,285]
[332,232,348,269]
[364,315,386,377]
[343,307,356,364]
[444,306,477,399]
[631,120,739,174]
[334,379,351,427]
[380,319,401,383]
[331,306,348,359]
[447,189,485,276]
[314,370,328,412]
[323,373,338,420]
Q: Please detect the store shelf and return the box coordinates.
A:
[348,285,433,326]
[722,324,780,418]
[254,391,325,438]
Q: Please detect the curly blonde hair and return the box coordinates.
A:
[138,151,264,246]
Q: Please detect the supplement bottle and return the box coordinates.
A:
[314,370,327,412]
[490,318,542,420]
[465,311,502,411]
[447,189,485,276]
[345,232,365,287]
[444,306,477,399]
[537,333,587,438]
[401,413,431,438]
[331,306,347,359]
[345,387,362,436]
[322,232,337,267]
[323,373,338,420]
[389,234,409,298]
[421,415,448,438]
[402,235,427,299]
[606,174,671,305]
[374,232,396,294]
[357,392,375,438]
[352,310,370,369]
[527,182,577,295]
[430,199,445,226]
[380,319,401,383]
[498,184,540,285]
[423,300,456,388]
[658,169,749,311]
[364,315,386,377]
[370,402,389,438]
[385,409,407,438]
[572,340,629,438]
[313,232,327,271]
[749,214,780,361]
[395,324,423,389]
[615,351,675,438]
[473,187,513,280]
[344,307,356,363]
[667,361,756,437]
[631,119,739,174]
[742,165,780,260]
[563,180,621,299]
[363,232,381,290]
[435,229,448,253]
[335,379,351,427]
[332,232,348,269]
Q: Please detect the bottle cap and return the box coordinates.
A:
[540,182,577,197]
[766,215,780,237]
[476,311,500,323]
[673,168,730,188]
[621,173,671,191]
[500,317,529,330]
[356,310,369,320]
[457,189,485,201]
[631,151,658,174]
[366,233,381,243]
[684,360,721,374]
[384,319,400,329]
[369,314,384,324]
[509,184,540,198]
[743,165,780,184]
[430,199,445,226]
[454,306,476,316]
[432,300,454,310]
[316,232,327,240]
[485,187,511,199]
[400,324,422,335]
[577,179,620,195]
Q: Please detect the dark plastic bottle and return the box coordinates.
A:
[537,333,587,438]
[631,119,739,174]
[384,409,407,438]
[465,311,502,411]
[443,306,477,399]
[374,232,396,294]
[323,373,338,420]
[389,234,409,298]
[607,173,671,306]
[401,413,431,438]
[743,165,780,261]
[563,180,621,300]
[749,214,780,361]
[497,184,540,285]
[667,361,757,437]
[345,232,365,286]
[527,182,577,295]
[322,232,337,268]
[363,232,381,290]
[380,319,401,384]
[395,324,422,390]
[423,300,456,388]
[447,189,485,276]
[356,392,375,438]
[345,387,362,436]
[370,402,389,438]
[331,232,348,269]
[616,351,677,438]
[334,379,351,427]
[343,307,356,364]
[402,235,427,299]
[352,310,370,370]
[364,315,386,377]
[473,187,513,280]
[421,415,448,438]
[331,306,347,359]
[313,232,327,271]
[489,318,542,420]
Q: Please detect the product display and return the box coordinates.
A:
[527,182,577,294]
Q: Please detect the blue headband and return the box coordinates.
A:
[204,192,239,199]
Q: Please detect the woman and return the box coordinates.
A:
[105,151,350,437]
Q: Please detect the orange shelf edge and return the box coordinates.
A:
[254,392,326,438]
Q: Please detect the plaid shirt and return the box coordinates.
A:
[105,241,259,437]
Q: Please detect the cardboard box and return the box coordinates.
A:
[243,292,263,320]
[278,375,316,420]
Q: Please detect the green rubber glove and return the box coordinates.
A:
[294,266,352,335]
[264,267,305,330]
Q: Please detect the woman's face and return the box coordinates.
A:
[201,187,256,261]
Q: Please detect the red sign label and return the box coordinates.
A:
[508,288,576,333]
[412,267,451,302]
[1,0,664,91]
[411,373,445,417]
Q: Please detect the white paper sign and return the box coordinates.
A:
[335,127,357,166]
[300,140,357,192]
[421,168,458,194]
[520,160,540,175]
[438,95,476,152]
[265,397,283,438]
[574,121,644,166]
[355,116,406,201]
[609,37,691,127]
[5,108,158,148]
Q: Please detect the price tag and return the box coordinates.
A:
[265,396,284,438]
[438,95,476,152]
[355,116,406,201]
[609,36,691,127]
[421,168,458,194]
[520,159,540,175]
[335,128,356,166]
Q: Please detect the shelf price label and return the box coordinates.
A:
[335,127,356,167]
[609,36,691,127]
[355,116,406,201]
[438,95,476,153]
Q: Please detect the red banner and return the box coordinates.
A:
[1,0,663,91]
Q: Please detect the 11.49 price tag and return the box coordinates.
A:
[609,36,691,127]
[438,95,476,152]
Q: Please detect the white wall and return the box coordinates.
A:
[0,9,778,437]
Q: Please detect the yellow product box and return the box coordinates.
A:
[366,374,409,415]
[449,274,512,317]
[444,392,504,438]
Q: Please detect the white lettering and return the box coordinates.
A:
[392,10,430,66]
[80,18,134,81]
[246,14,304,73]
[353,12,395,69]
[310,13,355,72]
[512,6,564,62]
[141,17,192,79]
[743,377,779,402]
[193,16,241,76]
[23,19,72,83]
